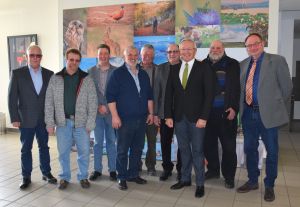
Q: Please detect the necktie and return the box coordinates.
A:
[245,60,257,105]
[182,63,188,89]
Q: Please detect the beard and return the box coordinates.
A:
[209,52,224,63]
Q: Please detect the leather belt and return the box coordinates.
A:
[65,115,75,120]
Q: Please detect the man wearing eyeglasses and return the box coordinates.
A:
[45,48,97,190]
[8,45,57,189]
[203,40,240,189]
[237,33,292,202]
[153,44,182,181]
[165,39,214,198]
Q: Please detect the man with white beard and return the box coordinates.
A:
[203,40,240,189]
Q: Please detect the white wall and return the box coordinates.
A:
[0,0,280,127]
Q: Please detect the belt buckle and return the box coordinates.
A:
[70,115,75,120]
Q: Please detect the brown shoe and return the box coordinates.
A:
[80,179,90,188]
[58,180,69,190]
[237,182,258,193]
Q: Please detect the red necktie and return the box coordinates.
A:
[245,60,257,105]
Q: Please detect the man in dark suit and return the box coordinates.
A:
[165,39,214,198]
[154,43,182,181]
[8,45,56,189]
[237,33,293,202]
[203,40,240,189]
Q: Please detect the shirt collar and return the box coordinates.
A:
[28,65,42,73]
[182,59,195,68]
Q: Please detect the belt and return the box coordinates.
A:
[65,115,75,120]
[245,104,259,110]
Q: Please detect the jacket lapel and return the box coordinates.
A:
[258,53,269,91]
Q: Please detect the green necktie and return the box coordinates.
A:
[182,63,188,89]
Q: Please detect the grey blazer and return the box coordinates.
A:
[8,66,53,128]
[240,53,293,128]
[88,65,116,116]
[154,62,171,119]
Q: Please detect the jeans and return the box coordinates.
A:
[116,117,146,180]
[20,122,51,178]
[56,119,90,181]
[242,105,278,187]
[160,119,181,172]
[175,116,205,186]
[204,117,237,180]
[145,123,158,170]
[93,115,117,173]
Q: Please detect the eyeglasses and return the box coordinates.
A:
[245,41,262,49]
[167,50,179,54]
[68,58,81,63]
[29,54,42,59]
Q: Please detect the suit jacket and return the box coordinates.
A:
[165,60,215,123]
[240,53,293,128]
[8,66,54,128]
[203,54,240,114]
[88,64,116,116]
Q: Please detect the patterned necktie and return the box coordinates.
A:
[245,60,257,105]
[182,63,188,89]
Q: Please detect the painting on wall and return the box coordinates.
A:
[134,1,175,36]
[7,34,38,76]
[221,0,269,47]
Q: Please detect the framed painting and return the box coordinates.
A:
[7,34,38,75]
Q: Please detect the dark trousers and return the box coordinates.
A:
[20,122,51,178]
[145,123,158,170]
[160,119,181,172]
[116,117,146,180]
[242,105,278,187]
[204,117,237,181]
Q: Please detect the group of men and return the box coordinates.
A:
[8,32,292,202]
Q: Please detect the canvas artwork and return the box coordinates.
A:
[7,34,38,75]
[134,1,175,36]
[221,0,269,47]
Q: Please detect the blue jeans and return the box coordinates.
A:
[175,116,205,186]
[242,105,278,187]
[93,115,117,173]
[56,119,90,181]
[116,117,146,180]
[20,122,51,178]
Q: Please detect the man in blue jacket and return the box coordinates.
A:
[106,46,154,190]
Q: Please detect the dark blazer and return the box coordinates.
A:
[8,66,54,128]
[164,60,215,123]
[203,54,240,114]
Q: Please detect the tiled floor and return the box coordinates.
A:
[0,131,299,207]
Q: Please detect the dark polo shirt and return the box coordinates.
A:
[64,70,79,117]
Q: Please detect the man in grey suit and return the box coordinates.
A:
[88,44,117,181]
[237,33,293,202]
[8,45,57,189]
[153,44,181,181]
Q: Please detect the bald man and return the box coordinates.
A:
[203,40,240,189]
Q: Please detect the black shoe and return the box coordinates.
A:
[19,177,31,189]
[170,181,191,190]
[195,185,205,198]
[205,171,220,180]
[147,168,157,176]
[225,179,235,189]
[264,187,275,202]
[110,171,117,181]
[127,176,147,184]
[80,179,90,188]
[118,180,128,190]
[58,179,69,190]
[42,173,57,184]
[159,171,172,181]
[237,182,259,193]
[89,171,102,181]
[176,172,182,181]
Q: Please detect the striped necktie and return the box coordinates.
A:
[245,60,257,105]
[182,63,188,89]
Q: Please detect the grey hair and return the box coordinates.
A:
[26,44,42,55]
[179,38,197,49]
